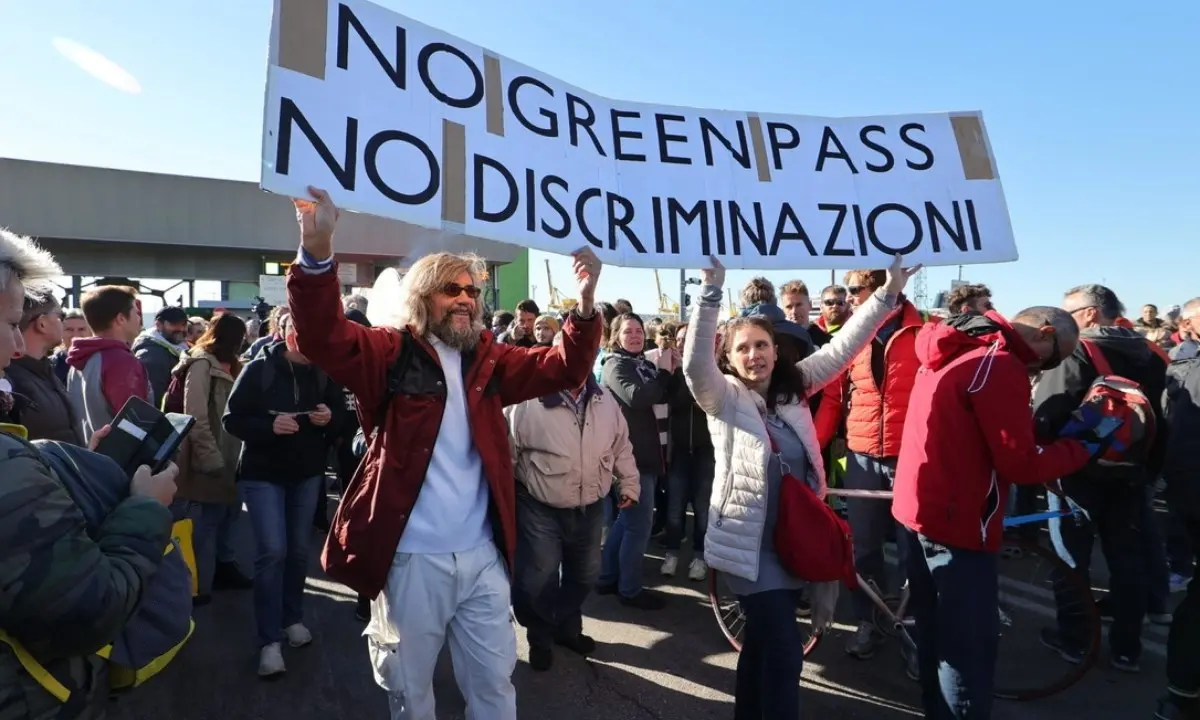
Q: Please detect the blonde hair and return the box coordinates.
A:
[396,252,487,336]
[535,314,560,334]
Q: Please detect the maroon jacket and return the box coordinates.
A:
[286,264,601,598]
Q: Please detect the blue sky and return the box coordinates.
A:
[0,0,1196,316]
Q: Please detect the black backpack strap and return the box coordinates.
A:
[371,332,413,439]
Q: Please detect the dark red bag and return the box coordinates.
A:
[768,432,858,589]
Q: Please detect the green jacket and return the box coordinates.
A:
[0,426,172,719]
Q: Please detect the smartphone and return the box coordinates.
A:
[1091,415,1123,439]
[94,396,196,476]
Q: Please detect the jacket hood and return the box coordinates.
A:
[133,331,187,355]
[66,337,133,369]
[1078,325,1155,365]
[916,311,1039,372]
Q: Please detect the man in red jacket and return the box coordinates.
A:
[892,307,1096,719]
[286,187,602,720]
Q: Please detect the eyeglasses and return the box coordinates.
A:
[822,298,846,307]
[846,286,865,295]
[439,283,481,299]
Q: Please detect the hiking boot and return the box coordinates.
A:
[687,558,708,582]
[845,622,880,659]
[213,561,253,590]
[1110,654,1141,673]
[528,645,553,672]
[660,553,679,577]
[284,623,312,648]
[554,633,597,656]
[1039,628,1084,664]
[258,642,286,678]
[619,590,667,610]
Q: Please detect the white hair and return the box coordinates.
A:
[0,228,61,294]
[1181,297,1200,320]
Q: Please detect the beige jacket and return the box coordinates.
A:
[505,383,640,509]
[174,351,241,505]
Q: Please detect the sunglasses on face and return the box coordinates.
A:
[439,282,481,299]
[846,286,866,295]
[822,298,846,307]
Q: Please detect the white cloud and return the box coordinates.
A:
[51,37,142,94]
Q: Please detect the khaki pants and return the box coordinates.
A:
[366,542,517,720]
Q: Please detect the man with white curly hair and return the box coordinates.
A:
[286,188,603,720]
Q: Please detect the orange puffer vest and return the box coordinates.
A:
[845,301,926,458]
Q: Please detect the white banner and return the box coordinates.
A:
[261,0,1018,270]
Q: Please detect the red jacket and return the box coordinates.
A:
[814,301,924,455]
[286,265,601,598]
[891,312,1091,551]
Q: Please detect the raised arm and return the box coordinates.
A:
[798,291,896,395]
[798,254,918,394]
[683,281,731,418]
[287,188,400,409]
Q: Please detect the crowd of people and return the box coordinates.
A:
[0,186,1198,720]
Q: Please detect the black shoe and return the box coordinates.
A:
[619,590,667,610]
[193,593,212,607]
[595,582,617,596]
[354,597,371,622]
[529,645,553,672]
[554,633,597,656]
[1155,693,1200,720]
[213,562,253,590]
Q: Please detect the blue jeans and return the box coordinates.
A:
[599,473,656,598]
[241,477,322,646]
[903,528,998,720]
[664,445,715,553]
[734,589,805,720]
[176,501,243,595]
[845,452,907,622]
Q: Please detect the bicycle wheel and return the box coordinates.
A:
[708,569,822,656]
[993,539,1102,701]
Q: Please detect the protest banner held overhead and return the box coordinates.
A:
[260,0,1018,270]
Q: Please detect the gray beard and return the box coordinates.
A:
[430,316,481,352]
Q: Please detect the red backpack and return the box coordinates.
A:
[767,431,858,589]
[1078,340,1157,475]
[160,366,187,414]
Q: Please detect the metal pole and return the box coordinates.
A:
[678,268,687,323]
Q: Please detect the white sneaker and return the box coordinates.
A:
[284,623,312,648]
[687,557,708,582]
[660,553,679,577]
[258,642,286,677]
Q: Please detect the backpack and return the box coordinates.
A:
[0,438,194,704]
[350,335,414,460]
[1077,340,1157,475]
[160,365,188,414]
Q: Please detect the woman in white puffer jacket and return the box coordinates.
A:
[682,255,915,719]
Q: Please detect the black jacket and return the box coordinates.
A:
[668,369,712,452]
[1163,358,1200,511]
[132,334,184,405]
[223,343,346,483]
[1032,326,1168,479]
[4,355,85,445]
[600,351,676,474]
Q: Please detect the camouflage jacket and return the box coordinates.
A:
[0,427,173,720]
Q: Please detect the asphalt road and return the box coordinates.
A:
[110,526,1173,720]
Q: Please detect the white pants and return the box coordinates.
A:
[366,542,517,720]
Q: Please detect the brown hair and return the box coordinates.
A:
[81,285,138,332]
[945,283,992,315]
[740,277,776,307]
[779,280,809,298]
[718,316,806,410]
[194,312,247,377]
[842,269,886,292]
[607,312,645,352]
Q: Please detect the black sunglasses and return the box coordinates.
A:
[440,282,481,299]
[822,298,846,307]
[847,286,865,295]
